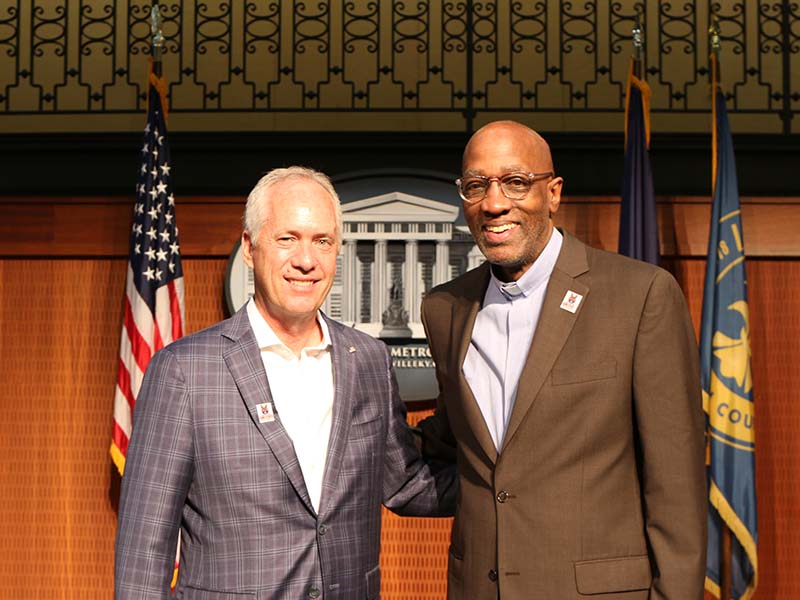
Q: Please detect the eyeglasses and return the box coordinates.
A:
[455,171,554,204]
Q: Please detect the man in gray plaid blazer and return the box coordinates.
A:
[115,167,455,600]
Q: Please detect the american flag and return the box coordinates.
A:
[111,70,184,476]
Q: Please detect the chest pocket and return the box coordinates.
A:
[349,412,382,441]
[551,359,617,386]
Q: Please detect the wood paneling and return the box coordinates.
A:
[557,196,800,257]
[0,197,244,258]
[1,195,799,257]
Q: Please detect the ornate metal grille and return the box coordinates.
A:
[0,1,798,133]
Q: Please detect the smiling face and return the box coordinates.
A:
[242,177,339,336]
[462,121,563,281]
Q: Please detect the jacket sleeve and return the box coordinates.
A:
[379,343,457,518]
[633,269,707,599]
[416,298,457,463]
[114,348,194,600]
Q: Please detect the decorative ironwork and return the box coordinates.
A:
[562,1,596,55]
[792,1,800,52]
[0,1,20,109]
[442,1,467,53]
[471,1,495,54]
[507,1,547,111]
[0,1,18,55]
[343,1,378,54]
[610,2,645,57]
[0,0,797,133]
[393,1,428,54]
[713,2,745,55]
[559,2,599,107]
[510,2,547,55]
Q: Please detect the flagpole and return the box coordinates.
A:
[709,15,732,600]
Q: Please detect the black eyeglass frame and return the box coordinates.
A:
[455,171,555,204]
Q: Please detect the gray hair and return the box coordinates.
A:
[243,166,343,247]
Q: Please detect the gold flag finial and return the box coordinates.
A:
[632,8,644,61]
[150,4,164,59]
[709,14,721,55]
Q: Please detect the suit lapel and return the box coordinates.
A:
[501,231,590,453]
[317,317,355,518]
[451,263,498,464]
[221,308,314,514]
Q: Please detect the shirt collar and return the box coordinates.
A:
[246,298,332,353]
[488,227,563,300]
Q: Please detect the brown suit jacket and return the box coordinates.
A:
[421,230,707,600]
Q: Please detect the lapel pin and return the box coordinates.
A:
[256,402,275,424]
[559,290,583,314]
[347,346,356,353]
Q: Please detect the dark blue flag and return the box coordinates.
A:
[702,51,758,600]
[619,59,659,264]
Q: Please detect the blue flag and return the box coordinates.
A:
[618,59,659,264]
[702,52,758,600]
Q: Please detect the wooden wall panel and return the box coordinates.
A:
[0,259,124,599]
[0,200,797,598]
[0,197,245,258]
[741,261,800,600]
[1,195,798,257]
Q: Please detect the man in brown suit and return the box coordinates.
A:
[420,121,706,599]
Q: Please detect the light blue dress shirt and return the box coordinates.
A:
[463,228,563,451]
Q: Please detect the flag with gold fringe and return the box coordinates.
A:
[619,57,659,264]
[701,50,758,600]
[111,63,184,476]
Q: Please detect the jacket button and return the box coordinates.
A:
[496,490,509,503]
[308,585,321,598]
[318,524,328,536]
[488,569,498,582]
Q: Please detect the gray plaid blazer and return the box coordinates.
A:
[115,307,455,600]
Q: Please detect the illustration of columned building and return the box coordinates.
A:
[323,191,483,338]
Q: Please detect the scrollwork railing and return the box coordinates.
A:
[0,0,797,133]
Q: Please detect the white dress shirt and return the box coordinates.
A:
[463,228,563,451]
[246,299,334,512]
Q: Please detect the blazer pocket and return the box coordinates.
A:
[447,546,464,584]
[552,359,617,386]
[365,564,381,600]
[350,413,382,440]
[181,586,255,599]
[574,555,652,595]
